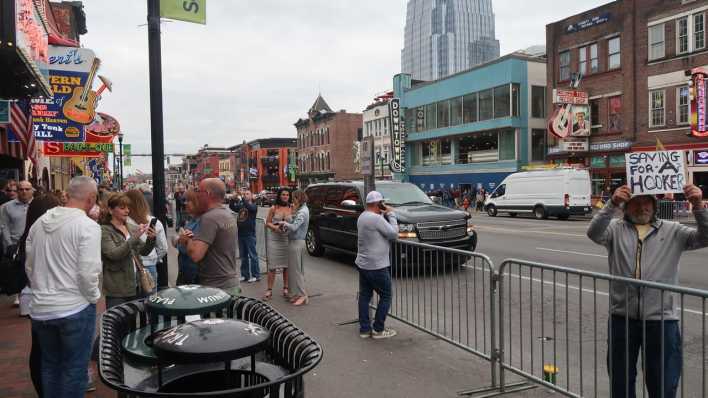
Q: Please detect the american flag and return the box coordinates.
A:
[8,101,36,164]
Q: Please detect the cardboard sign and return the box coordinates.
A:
[626,151,686,195]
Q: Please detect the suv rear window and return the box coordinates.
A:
[341,187,362,206]
[306,186,326,207]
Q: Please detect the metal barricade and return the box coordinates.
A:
[657,200,692,223]
[496,259,708,398]
[386,239,499,389]
[256,217,269,271]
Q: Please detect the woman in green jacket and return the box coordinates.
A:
[100,193,156,308]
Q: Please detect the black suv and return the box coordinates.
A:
[304,181,477,257]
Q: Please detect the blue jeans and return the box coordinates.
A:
[358,267,392,333]
[608,315,682,398]
[32,304,96,398]
[238,234,259,280]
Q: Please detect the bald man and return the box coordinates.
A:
[178,178,240,295]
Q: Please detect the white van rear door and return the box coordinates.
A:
[568,176,592,206]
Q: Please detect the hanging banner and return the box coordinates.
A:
[160,0,206,24]
[388,98,406,173]
[42,142,113,157]
[626,151,686,195]
[123,144,132,167]
[690,68,708,137]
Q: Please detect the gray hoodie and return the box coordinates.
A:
[587,201,708,320]
[25,207,102,319]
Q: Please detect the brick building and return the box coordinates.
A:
[188,146,232,184]
[547,0,708,198]
[229,138,297,194]
[294,95,363,186]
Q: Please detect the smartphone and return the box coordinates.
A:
[149,218,158,229]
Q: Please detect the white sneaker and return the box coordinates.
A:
[247,277,257,283]
[12,295,19,307]
[371,328,397,339]
[359,331,371,339]
[239,276,246,282]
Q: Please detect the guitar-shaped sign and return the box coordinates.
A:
[63,58,101,125]
[548,74,583,139]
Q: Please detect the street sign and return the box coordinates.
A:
[360,137,373,176]
[160,0,206,24]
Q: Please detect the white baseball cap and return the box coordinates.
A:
[366,191,384,204]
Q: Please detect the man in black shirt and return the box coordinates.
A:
[229,190,260,282]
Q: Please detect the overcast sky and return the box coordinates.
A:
[80,0,602,174]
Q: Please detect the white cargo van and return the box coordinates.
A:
[484,168,592,220]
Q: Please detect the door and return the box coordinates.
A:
[490,184,507,209]
[337,187,363,252]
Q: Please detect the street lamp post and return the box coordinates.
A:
[118,133,124,189]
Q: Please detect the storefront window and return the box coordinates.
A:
[479,89,494,121]
[512,83,520,117]
[405,108,415,133]
[498,130,516,161]
[437,100,450,128]
[531,129,546,162]
[494,85,511,118]
[463,93,477,123]
[450,96,463,126]
[425,103,437,130]
[457,131,499,164]
[415,107,425,132]
[440,139,452,165]
[609,154,625,168]
[591,173,605,196]
[422,140,438,166]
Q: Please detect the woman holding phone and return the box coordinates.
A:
[263,188,291,300]
[125,190,168,293]
[281,190,310,306]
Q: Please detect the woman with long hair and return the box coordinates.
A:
[17,195,61,397]
[281,190,310,306]
[125,190,168,292]
[172,189,202,285]
[100,193,156,308]
[263,188,291,300]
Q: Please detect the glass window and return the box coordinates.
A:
[463,93,477,123]
[324,187,344,207]
[608,96,623,132]
[609,154,626,168]
[678,86,690,125]
[590,99,601,135]
[696,13,705,50]
[559,51,571,81]
[608,37,621,69]
[650,90,665,127]
[512,84,520,117]
[590,43,599,73]
[591,156,606,168]
[440,139,452,165]
[340,188,361,206]
[579,46,587,75]
[422,140,439,166]
[493,85,510,119]
[479,89,494,120]
[498,130,516,161]
[450,96,463,126]
[531,86,546,118]
[457,131,499,164]
[437,100,450,128]
[415,107,426,132]
[425,103,437,130]
[591,173,606,196]
[678,17,689,54]
[531,129,546,162]
[649,24,665,60]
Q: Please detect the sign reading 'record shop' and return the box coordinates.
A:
[626,151,686,195]
[388,98,406,173]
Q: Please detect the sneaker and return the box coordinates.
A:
[371,328,397,339]
[359,331,371,339]
[12,295,19,307]
[247,277,257,283]
[239,276,246,282]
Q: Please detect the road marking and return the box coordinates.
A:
[536,247,607,258]
[475,226,586,238]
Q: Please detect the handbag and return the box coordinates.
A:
[134,255,156,295]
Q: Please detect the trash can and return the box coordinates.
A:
[99,294,322,397]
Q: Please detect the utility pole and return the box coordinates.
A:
[147,0,167,225]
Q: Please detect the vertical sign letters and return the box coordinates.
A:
[625,151,686,195]
[388,98,406,173]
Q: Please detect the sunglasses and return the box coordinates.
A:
[6,189,17,192]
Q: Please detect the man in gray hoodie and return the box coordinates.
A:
[587,184,707,398]
[26,176,101,397]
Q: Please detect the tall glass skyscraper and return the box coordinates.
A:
[402,0,500,81]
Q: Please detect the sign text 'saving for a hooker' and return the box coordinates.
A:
[388,98,406,173]
[626,151,686,195]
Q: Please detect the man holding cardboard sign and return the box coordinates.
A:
[587,181,706,398]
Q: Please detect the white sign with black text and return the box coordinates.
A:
[388,98,406,173]
[625,151,686,195]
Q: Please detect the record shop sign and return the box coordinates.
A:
[388,98,406,173]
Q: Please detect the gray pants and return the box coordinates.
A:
[287,240,308,297]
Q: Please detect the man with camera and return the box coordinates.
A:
[355,191,399,339]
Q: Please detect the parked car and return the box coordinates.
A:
[484,168,592,220]
[304,181,477,258]
[255,190,277,206]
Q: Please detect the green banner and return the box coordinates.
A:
[62,143,114,153]
[123,144,132,167]
[160,0,206,24]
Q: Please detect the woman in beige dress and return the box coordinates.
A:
[263,189,292,300]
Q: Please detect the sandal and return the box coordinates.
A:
[282,287,289,297]
[292,296,309,306]
[263,289,272,301]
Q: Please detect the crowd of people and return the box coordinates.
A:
[427,185,488,214]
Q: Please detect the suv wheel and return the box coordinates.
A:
[306,227,325,257]
[534,205,547,220]
[487,205,497,217]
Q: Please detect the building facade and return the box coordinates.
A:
[362,96,393,179]
[295,95,363,186]
[546,0,708,198]
[188,146,232,183]
[394,53,547,192]
[401,0,500,82]
[229,138,297,194]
